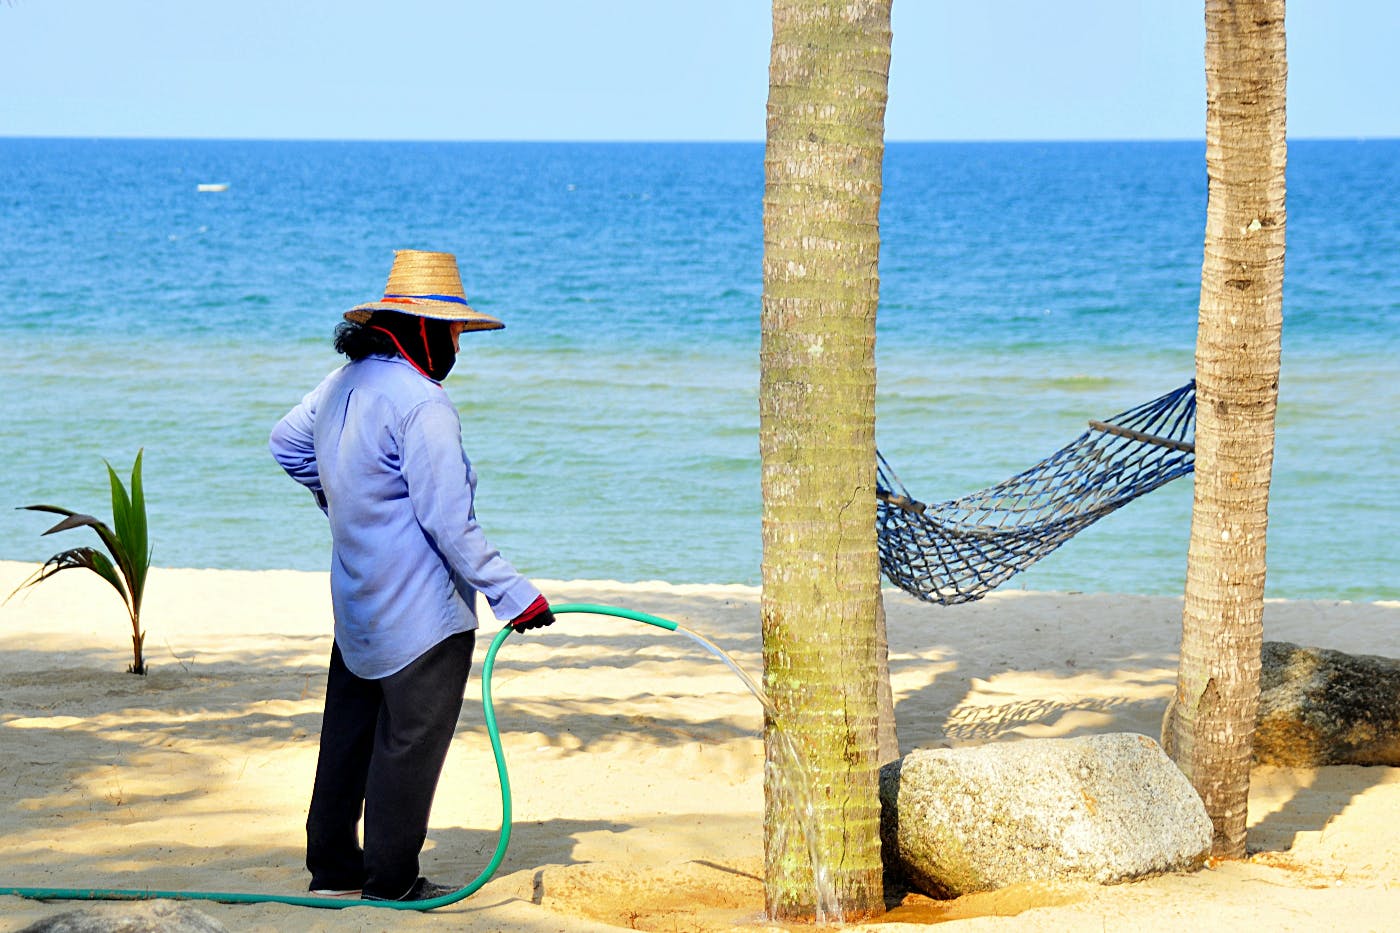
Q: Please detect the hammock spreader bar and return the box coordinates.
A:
[876,381,1196,605]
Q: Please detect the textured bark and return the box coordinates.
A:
[1166,0,1287,859]
[761,0,891,921]
[876,594,900,765]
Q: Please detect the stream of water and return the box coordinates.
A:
[674,625,843,925]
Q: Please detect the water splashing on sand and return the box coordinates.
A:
[674,625,842,924]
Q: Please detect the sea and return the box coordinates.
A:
[1,138,1395,602]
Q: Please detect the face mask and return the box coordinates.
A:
[368,311,457,381]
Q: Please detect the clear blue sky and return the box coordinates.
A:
[2,1,1394,141]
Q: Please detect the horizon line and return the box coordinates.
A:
[3,133,1396,145]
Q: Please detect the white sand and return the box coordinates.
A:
[1,560,1397,931]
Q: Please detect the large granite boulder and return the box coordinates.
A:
[1255,641,1400,766]
[17,902,228,933]
[880,733,1211,898]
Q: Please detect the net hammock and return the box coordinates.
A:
[876,381,1196,604]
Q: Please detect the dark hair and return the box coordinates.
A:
[333,320,398,360]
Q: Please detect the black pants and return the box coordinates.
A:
[305,630,475,899]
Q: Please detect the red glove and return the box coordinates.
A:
[509,595,555,632]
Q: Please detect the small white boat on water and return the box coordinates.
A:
[196,183,230,192]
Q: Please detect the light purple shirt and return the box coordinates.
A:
[269,354,539,678]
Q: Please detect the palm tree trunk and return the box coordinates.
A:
[761,0,892,921]
[1166,0,1287,858]
[876,594,899,764]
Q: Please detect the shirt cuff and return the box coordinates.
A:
[487,578,542,623]
[510,594,550,625]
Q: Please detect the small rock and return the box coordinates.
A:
[880,733,1211,898]
[17,900,229,933]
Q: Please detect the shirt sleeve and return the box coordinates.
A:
[399,397,541,620]
[269,378,327,501]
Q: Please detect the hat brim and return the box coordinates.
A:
[345,298,504,330]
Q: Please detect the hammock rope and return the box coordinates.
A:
[876,381,1197,604]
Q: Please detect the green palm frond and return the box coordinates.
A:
[16,546,132,609]
[105,451,149,614]
[22,506,125,560]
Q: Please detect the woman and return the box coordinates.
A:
[269,249,553,902]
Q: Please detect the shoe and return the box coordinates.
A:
[309,886,362,897]
[362,877,457,902]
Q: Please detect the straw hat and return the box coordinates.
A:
[345,249,503,330]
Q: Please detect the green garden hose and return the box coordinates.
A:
[0,603,681,912]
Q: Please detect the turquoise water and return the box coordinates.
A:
[1,139,1395,600]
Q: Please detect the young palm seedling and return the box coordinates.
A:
[9,451,153,674]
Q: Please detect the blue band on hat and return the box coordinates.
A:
[383,293,470,304]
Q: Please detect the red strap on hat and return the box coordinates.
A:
[369,325,435,382]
